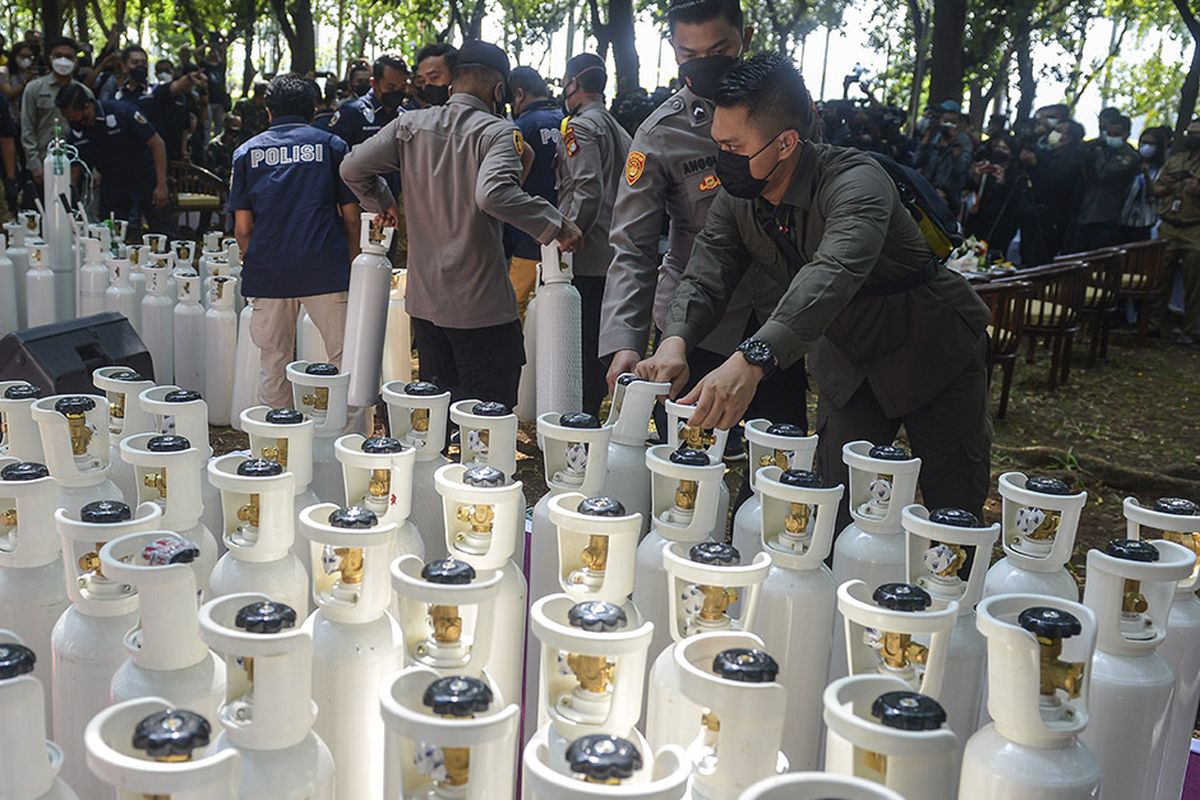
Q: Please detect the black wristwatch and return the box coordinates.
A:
[736,337,777,375]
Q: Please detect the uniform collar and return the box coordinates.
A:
[269,114,308,127]
[678,86,714,128]
[774,145,819,211]
[364,89,385,110]
[572,99,605,115]
[519,98,559,117]
[449,93,495,115]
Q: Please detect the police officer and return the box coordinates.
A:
[636,53,993,528]
[556,53,631,418]
[411,43,457,107]
[55,83,174,238]
[234,83,270,138]
[340,40,582,408]
[1149,117,1200,344]
[227,73,361,409]
[111,45,208,162]
[599,0,809,444]
[506,66,563,320]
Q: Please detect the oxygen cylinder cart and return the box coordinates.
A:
[524,732,692,800]
[206,455,309,614]
[298,504,403,800]
[31,395,125,510]
[983,472,1087,602]
[732,419,818,561]
[602,375,671,535]
[335,433,425,561]
[959,595,1101,800]
[203,275,239,426]
[633,445,725,663]
[674,632,789,799]
[198,593,335,799]
[229,302,261,433]
[0,460,69,728]
[0,633,78,800]
[742,773,905,800]
[515,263,540,423]
[529,412,611,617]
[535,244,583,417]
[173,270,207,394]
[0,233,16,336]
[1080,537,1194,800]
[93,366,155,505]
[77,237,107,317]
[0,382,46,462]
[380,667,520,800]
[526,595,654,774]
[286,360,352,503]
[382,380,452,559]
[903,505,1000,742]
[662,399,730,540]
[382,268,412,384]
[52,499,162,799]
[341,212,395,408]
[1124,496,1200,800]
[752,466,844,770]
[646,541,770,754]
[118,433,219,598]
[824,673,959,800]
[85,699,240,800]
[101,531,226,727]
[141,265,175,383]
[435,462,526,710]
[4,221,31,328]
[26,243,57,327]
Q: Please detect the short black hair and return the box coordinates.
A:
[416,43,458,70]
[54,82,91,111]
[47,36,79,55]
[373,53,407,80]
[1037,103,1069,118]
[565,53,607,94]
[120,44,147,63]
[265,73,316,121]
[1062,119,1085,143]
[715,52,812,134]
[509,66,549,99]
[1098,106,1121,124]
[667,0,743,33]
[1108,114,1131,134]
[252,81,268,96]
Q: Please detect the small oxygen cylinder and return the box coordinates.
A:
[4,221,31,328]
[381,268,412,384]
[0,234,14,336]
[602,375,671,535]
[204,276,239,426]
[229,303,261,432]
[0,633,78,800]
[141,265,175,382]
[77,238,108,318]
[104,258,138,330]
[535,244,583,417]
[26,243,57,327]
[342,212,396,408]
[173,271,206,394]
[732,420,818,561]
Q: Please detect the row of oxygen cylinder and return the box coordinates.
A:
[3,359,1200,800]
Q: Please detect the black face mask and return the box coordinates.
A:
[679,55,737,101]
[129,65,149,85]
[352,82,370,97]
[1186,136,1200,152]
[715,133,784,199]
[420,84,450,106]
[991,150,1011,165]
[379,89,406,109]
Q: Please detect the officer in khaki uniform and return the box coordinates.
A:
[1150,117,1200,344]
[600,0,809,437]
[638,53,993,529]
[340,40,582,407]
[556,53,632,417]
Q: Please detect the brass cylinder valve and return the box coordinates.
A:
[0,508,16,527]
[870,583,933,670]
[237,494,261,529]
[77,500,134,578]
[369,468,391,501]
[1019,606,1085,699]
[411,408,429,433]
[785,502,811,534]
[261,439,289,469]
[580,534,610,573]
[421,676,493,788]
[668,448,709,512]
[301,387,329,414]
[233,601,299,685]
[568,652,616,694]
[680,424,715,451]
[55,396,97,457]
[143,468,168,500]
[456,503,494,534]
[331,547,365,584]
[133,707,212,800]
[430,604,463,644]
[420,558,476,647]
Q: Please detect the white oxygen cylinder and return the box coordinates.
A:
[142,233,168,255]
[104,258,138,330]
[523,732,691,799]
[381,268,411,384]
[298,504,403,800]
[26,243,57,327]
[1124,497,1200,800]
[203,276,238,426]
[382,380,451,559]
[602,375,671,535]
[198,593,335,800]
[92,366,155,508]
[77,238,108,318]
[296,308,329,364]
[751,466,844,771]
[342,212,396,408]
[30,395,125,511]
[287,361,353,503]
[229,304,261,432]
[1079,537,1195,800]
[173,271,206,394]
[42,137,74,320]
[125,245,148,317]
[0,234,14,336]
[171,239,196,271]
[85,699,240,800]
[223,240,245,313]
[4,221,31,328]
[732,420,818,561]
[334,433,424,562]
[958,595,1101,800]
[52,500,162,800]
[535,244,583,417]
[140,266,174,382]
[198,230,223,280]
[101,531,226,726]
[0,631,78,800]
[662,399,731,541]
[380,666,519,800]
[514,264,539,422]
[86,224,111,257]
[0,460,69,729]
[0,382,46,462]
[743,773,904,800]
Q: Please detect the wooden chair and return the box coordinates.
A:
[1074,249,1126,366]
[995,261,1086,388]
[975,279,1030,419]
[1114,238,1169,344]
[167,161,226,234]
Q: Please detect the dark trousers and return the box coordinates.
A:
[816,334,993,536]
[1067,220,1120,254]
[574,274,608,420]
[101,187,178,240]
[412,317,525,408]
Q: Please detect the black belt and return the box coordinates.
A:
[1163,218,1200,231]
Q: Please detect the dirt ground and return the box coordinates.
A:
[210,325,1200,588]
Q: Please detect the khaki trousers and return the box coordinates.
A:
[1151,231,1200,336]
[509,256,538,323]
[249,292,348,409]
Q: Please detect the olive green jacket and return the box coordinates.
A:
[664,143,990,417]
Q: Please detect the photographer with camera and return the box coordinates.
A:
[966,136,1031,259]
[1020,118,1086,261]
[914,99,972,213]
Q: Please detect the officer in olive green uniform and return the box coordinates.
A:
[1150,118,1200,343]
[339,40,581,407]
[556,53,632,417]
[638,53,992,529]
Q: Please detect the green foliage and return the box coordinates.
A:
[1111,39,1192,124]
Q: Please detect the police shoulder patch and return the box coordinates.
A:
[564,126,579,157]
[133,111,148,125]
[329,111,340,127]
[625,151,647,186]
[513,129,525,156]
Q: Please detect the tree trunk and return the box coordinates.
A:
[241,0,257,94]
[566,4,576,61]
[1180,32,1200,145]
[72,0,89,47]
[468,0,485,40]
[928,0,967,104]
[335,0,345,80]
[268,0,316,74]
[42,0,63,50]
[818,24,831,100]
[905,0,929,134]
[1015,23,1036,124]
[606,0,639,94]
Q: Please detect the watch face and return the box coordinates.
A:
[740,339,772,366]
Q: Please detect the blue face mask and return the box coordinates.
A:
[1104,135,1125,148]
